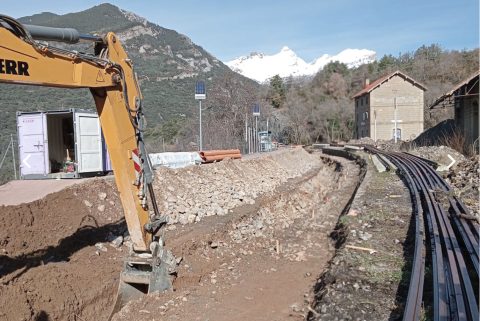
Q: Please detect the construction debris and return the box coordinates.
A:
[153,148,320,225]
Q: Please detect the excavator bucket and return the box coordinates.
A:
[108,243,176,320]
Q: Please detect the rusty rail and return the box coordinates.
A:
[365,146,479,321]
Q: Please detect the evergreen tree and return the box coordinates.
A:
[268,75,286,108]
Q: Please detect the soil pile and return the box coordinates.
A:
[413,119,456,146]
[153,147,321,225]
[0,178,124,321]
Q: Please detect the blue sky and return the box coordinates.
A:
[2,0,479,61]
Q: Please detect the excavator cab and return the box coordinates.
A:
[0,15,175,318]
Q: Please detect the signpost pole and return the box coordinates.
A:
[255,116,258,153]
[252,103,260,153]
[195,81,206,151]
[199,100,203,151]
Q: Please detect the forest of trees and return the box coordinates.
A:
[259,44,479,145]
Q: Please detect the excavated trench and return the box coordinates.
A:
[0,148,361,321]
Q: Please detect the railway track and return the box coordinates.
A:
[365,146,479,321]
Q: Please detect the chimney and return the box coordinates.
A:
[364,78,370,88]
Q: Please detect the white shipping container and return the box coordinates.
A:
[17,109,111,179]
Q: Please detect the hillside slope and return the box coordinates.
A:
[0,3,258,183]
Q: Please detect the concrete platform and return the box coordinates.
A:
[0,179,89,206]
[371,155,387,173]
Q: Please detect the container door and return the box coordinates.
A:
[17,113,49,177]
[101,131,113,172]
[74,112,103,173]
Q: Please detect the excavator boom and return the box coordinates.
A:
[0,15,173,318]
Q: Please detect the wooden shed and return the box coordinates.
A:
[430,71,479,147]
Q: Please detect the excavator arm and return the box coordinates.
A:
[0,15,173,317]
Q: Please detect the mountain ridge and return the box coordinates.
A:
[226,47,376,82]
[7,3,258,123]
[0,3,260,183]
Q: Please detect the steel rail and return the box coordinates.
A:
[400,153,479,321]
[401,153,480,275]
[365,146,479,321]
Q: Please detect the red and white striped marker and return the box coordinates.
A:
[132,148,142,185]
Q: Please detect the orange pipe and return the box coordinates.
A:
[199,149,242,163]
[200,149,240,157]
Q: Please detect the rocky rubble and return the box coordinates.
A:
[347,138,406,152]
[111,154,360,321]
[347,137,375,145]
[153,148,320,225]
[444,155,479,217]
[409,145,466,166]
[227,165,340,262]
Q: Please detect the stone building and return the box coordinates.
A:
[429,71,479,146]
[353,70,427,141]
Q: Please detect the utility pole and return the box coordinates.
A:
[199,99,203,151]
[255,116,258,152]
[11,134,16,180]
[195,81,206,151]
[266,118,269,152]
[245,113,248,154]
[252,103,260,153]
[249,126,253,154]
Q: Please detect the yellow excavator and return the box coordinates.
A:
[0,15,175,318]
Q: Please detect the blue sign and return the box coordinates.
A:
[252,103,260,116]
[195,81,205,94]
[195,81,206,99]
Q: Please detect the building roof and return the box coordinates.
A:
[353,70,427,98]
[429,70,480,109]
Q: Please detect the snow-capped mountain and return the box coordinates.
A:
[226,47,376,82]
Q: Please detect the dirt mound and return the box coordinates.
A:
[153,147,321,225]
[0,178,124,321]
[413,119,456,146]
[111,154,361,321]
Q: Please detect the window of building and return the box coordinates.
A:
[366,95,369,104]
[365,112,369,120]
